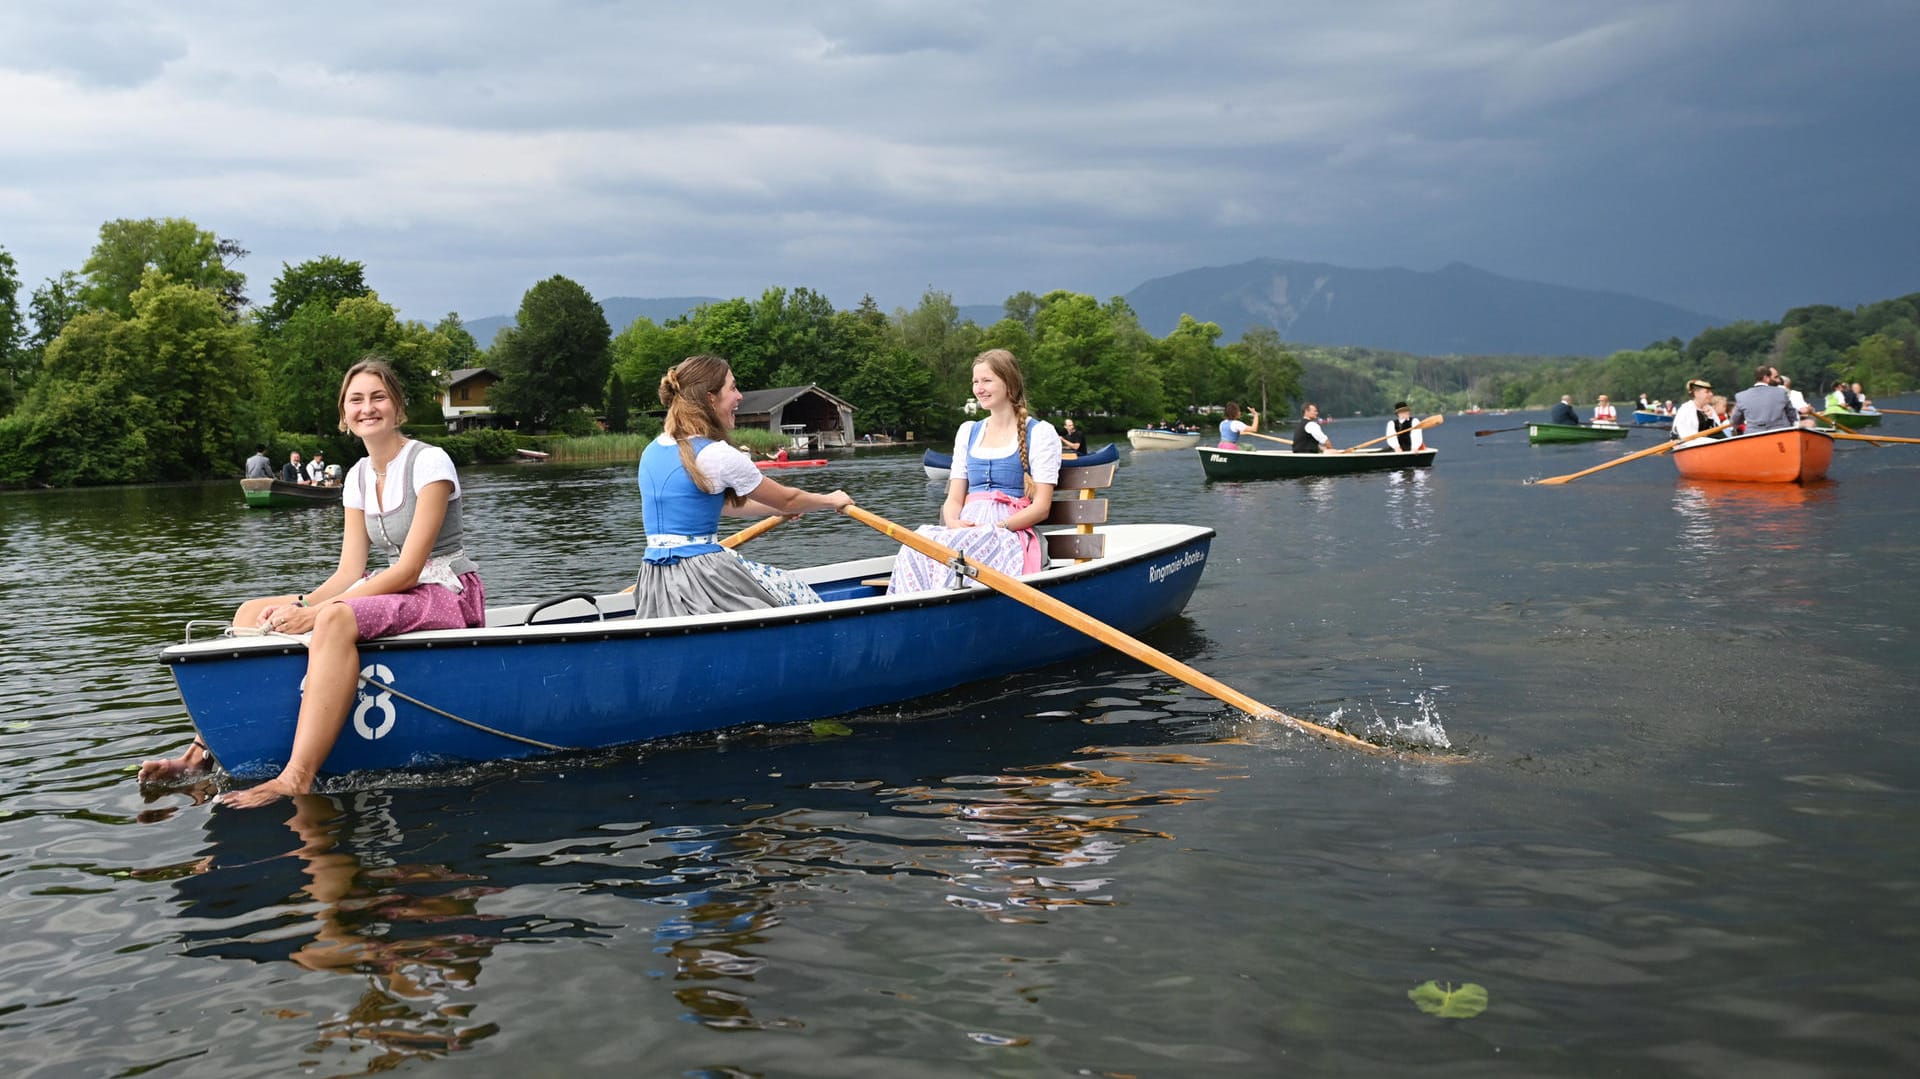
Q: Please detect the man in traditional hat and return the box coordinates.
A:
[1670,379,1725,446]
[1384,402,1427,452]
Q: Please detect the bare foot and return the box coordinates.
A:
[138,741,211,786]
[218,774,310,809]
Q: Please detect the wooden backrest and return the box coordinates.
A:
[1044,456,1117,562]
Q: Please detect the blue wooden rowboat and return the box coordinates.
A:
[160,521,1213,779]
[922,441,1118,483]
[1632,409,1670,426]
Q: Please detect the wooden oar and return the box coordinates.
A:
[621,515,789,593]
[844,505,1381,752]
[1533,422,1734,485]
[1344,414,1445,453]
[1871,407,1919,415]
[1817,413,1881,446]
[1473,424,1530,437]
[1243,430,1295,447]
[1830,430,1920,445]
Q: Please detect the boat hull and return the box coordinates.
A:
[240,478,343,508]
[162,523,1214,778]
[1127,428,1203,451]
[1528,423,1630,444]
[1670,427,1833,483]
[756,458,829,469]
[1632,410,1669,426]
[923,441,1117,482]
[1822,409,1882,430]
[1196,445,1435,480]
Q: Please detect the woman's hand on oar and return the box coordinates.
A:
[843,504,1385,753]
[1346,414,1444,453]
[1533,422,1733,485]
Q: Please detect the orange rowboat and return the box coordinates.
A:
[1670,427,1833,483]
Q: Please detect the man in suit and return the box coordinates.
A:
[1730,365,1797,433]
[1548,395,1581,425]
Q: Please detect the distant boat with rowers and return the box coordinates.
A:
[1196,445,1435,480]
[1127,428,1203,451]
[923,442,1118,483]
[1671,427,1833,483]
[1528,422,1630,444]
[1632,409,1670,426]
[240,478,343,509]
[1820,408,1883,430]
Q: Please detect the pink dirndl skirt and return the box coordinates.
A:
[339,572,486,639]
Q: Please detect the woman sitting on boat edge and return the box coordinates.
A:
[887,348,1060,594]
[635,354,850,618]
[139,357,488,807]
[1216,401,1259,449]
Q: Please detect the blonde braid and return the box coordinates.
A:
[1016,401,1033,499]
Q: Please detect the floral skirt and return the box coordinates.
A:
[885,496,1039,595]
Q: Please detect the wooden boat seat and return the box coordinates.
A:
[1044,454,1117,563]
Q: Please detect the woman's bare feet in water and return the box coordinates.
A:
[138,740,212,785]
[218,771,313,809]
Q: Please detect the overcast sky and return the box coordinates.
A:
[4,1,1916,330]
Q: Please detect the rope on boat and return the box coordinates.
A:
[359,673,578,752]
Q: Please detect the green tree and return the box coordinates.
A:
[434,312,482,372]
[606,371,630,432]
[0,247,21,411]
[79,217,248,318]
[843,346,937,437]
[256,256,369,335]
[896,290,981,407]
[1155,313,1225,412]
[1844,333,1910,396]
[490,275,612,430]
[1226,326,1304,415]
[5,276,261,485]
[25,270,84,370]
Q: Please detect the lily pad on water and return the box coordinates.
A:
[810,720,853,738]
[1407,980,1488,1019]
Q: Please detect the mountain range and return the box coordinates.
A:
[457,259,1722,358]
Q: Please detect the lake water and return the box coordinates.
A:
[4,405,1918,1076]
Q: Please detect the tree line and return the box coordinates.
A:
[3,215,1915,487]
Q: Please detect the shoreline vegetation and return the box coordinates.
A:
[3,216,1916,489]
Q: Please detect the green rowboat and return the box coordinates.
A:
[1196,445,1436,480]
[1819,408,1883,430]
[241,477,343,509]
[1528,422,1630,444]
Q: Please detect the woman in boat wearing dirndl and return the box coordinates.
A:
[140,357,487,807]
[887,348,1061,594]
[633,354,851,618]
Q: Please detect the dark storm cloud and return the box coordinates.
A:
[1,1,1915,330]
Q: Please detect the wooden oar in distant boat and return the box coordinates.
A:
[1473,424,1530,437]
[1343,414,1445,453]
[1817,413,1881,446]
[1532,423,1734,485]
[1869,407,1920,415]
[844,505,1384,753]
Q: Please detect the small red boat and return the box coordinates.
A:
[1670,427,1833,483]
[755,457,828,470]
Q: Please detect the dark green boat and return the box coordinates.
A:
[241,477,343,509]
[1527,422,1630,444]
[1196,445,1436,480]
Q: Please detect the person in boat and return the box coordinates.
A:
[1591,395,1617,425]
[1293,402,1337,453]
[766,446,790,463]
[1730,364,1798,434]
[1826,382,1853,413]
[139,357,488,807]
[1384,402,1427,452]
[887,348,1061,595]
[1709,393,1731,427]
[1852,382,1874,410]
[245,445,273,478]
[1216,401,1259,449]
[1059,417,1087,456]
[1548,395,1581,426]
[1638,392,1653,412]
[1670,378,1725,446]
[1778,375,1817,427]
[281,451,304,484]
[636,354,851,617]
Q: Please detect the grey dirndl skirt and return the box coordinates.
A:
[632,550,821,619]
